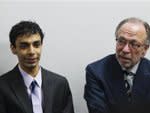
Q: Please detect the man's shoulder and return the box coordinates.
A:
[87,54,116,68]
[85,54,118,76]
[41,67,68,83]
[142,57,150,64]
[0,67,18,88]
[0,66,17,81]
[140,58,150,73]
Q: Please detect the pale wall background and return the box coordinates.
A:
[0,1,150,113]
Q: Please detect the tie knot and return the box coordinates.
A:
[123,70,135,76]
[30,80,37,92]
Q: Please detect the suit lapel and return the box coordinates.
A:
[10,66,33,113]
[107,55,128,103]
[42,68,53,113]
[132,59,150,99]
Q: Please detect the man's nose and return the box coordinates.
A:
[28,45,35,54]
[122,43,131,52]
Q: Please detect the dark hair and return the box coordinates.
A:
[115,17,150,45]
[9,21,44,46]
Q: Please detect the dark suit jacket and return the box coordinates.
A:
[84,54,150,113]
[0,65,74,113]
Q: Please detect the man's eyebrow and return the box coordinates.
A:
[19,42,29,45]
[33,40,41,43]
[19,40,41,44]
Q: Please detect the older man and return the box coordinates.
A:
[84,17,150,113]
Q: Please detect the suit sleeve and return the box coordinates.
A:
[62,79,74,113]
[84,65,110,113]
[0,84,7,113]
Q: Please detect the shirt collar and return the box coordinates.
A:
[122,61,140,74]
[18,65,42,89]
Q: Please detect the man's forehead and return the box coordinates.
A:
[120,22,144,32]
[118,22,147,39]
[16,34,41,43]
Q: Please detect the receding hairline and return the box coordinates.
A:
[115,18,147,37]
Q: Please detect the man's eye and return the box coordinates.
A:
[132,43,141,48]
[19,44,28,49]
[119,39,125,43]
[33,42,41,48]
[117,38,126,44]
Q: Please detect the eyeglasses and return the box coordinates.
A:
[116,37,145,50]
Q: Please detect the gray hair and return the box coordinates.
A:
[115,17,150,45]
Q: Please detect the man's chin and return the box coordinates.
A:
[25,63,38,68]
[121,63,132,69]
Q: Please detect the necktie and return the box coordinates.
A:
[30,80,43,113]
[123,71,135,100]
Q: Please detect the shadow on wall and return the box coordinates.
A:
[0,42,17,75]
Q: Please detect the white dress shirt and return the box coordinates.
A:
[18,65,43,113]
[123,61,140,90]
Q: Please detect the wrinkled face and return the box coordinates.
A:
[116,22,149,69]
[11,34,42,71]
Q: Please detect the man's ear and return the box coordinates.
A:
[142,45,149,57]
[10,44,17,55]
[145,45,149,50]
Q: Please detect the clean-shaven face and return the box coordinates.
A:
[11,33,42,71]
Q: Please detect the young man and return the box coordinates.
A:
[84,17,150,113]
[0,21,74,113]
